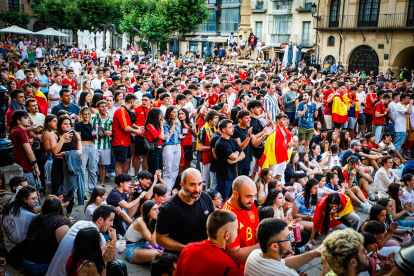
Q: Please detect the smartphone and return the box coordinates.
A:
[183,128,188,135]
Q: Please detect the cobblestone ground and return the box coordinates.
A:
[3,175,372,276]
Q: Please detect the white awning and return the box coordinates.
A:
[207,36,228,43]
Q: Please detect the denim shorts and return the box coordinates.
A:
[125,240,149,262]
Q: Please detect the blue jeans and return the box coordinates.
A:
[395,132,408,153]
[216,177,236,199]
[147,148,163,178]
[388,122,395,136]
[23,259,50,276]
[396,219,414,229]
[82,144,97,194]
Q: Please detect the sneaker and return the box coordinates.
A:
[361,202,371,214]
[365,202,372,211]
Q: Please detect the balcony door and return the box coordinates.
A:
[358,0,380,28]
[329,0,341,28]
[408,0,414,27]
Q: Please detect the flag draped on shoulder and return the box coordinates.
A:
[31,92,48,116]
[342,92,360,119]
[332,95,348,124]
[258,125,291,170]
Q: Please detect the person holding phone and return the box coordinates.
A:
[133,93,151,175]
[178,108,197,172]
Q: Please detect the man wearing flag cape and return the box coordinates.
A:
[258,112,297,180]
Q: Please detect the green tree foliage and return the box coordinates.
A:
[0,10,30,26]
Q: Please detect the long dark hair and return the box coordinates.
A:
[377,198,393,226]
[322,130,335,147]
[388,183,402,210]
[27,195,65,242]
[164,106,178,127]
[67,227,105,276]
[145,108,162,130]
[339,130,350,151]
[78,92,90,108]
[179,108,191,128]
[299,152,310,169]
[304,178,319,209]
[42,114,57,133]
[85,187,107,212]
[321,193,341,235]
[289,151,299,171]
[57,115,78,146]
[262,189,283,208]
[259,206,275,221]
[141,200,156,234]
[2,185,36,217]
[367,204,386,223]
[332,166,345,184]
[91,93,104,108]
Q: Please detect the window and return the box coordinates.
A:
[189,42,199,53]
[329,0,341,28]
[199,10,217,32]
[305,0,312,10]
[273,1,292,11]
[328,36,335,46]
[408,0,414,27]
[256,22,263,42]
[302,22,311,46]
[221,8,240,34]
[222,0,240,3]
[269,15,292,44]
[205,0,217,4]
[358,0,380,27]
[324,55,336,66]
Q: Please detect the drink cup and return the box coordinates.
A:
[117,240,126,254]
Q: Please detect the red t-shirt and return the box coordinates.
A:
[126,86,134,93]
[91,52,97,60]
[181,126,193,146]
[106,79,113,87]
[6,107,13,127]
[372,101,386,125]
[239,71,247,81]
[9,126,33,173]
[221,201,259,272]
[207,93,219,107]
[175,240,242,276]
[146,124,163,146]
[367,142,379,149]
[323,89,334,115]
[364,93,378,115]
[134,105,151,137]
[111,107,132,147]
[62,78,78,91]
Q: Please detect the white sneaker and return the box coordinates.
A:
[361,202,371,214]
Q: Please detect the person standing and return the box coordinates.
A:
[372,94,391,143]
[264,83,279,122]
[174,210,242,276]
[133,93,151,174]
[221,176,260,272]
[214,119,245,199]
[48,75,63,111]
[6,89,26,130]
[91,68,105,91]
[297,91,321,152]
[156,168,215,255]
[50,89,80,120]
[111,93,141,174]
[356,82,367,137]
[282,82,298,124]
[393,93,413,154]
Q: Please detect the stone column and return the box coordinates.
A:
[238,0,253,58]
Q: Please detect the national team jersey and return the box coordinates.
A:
[221,201,259,271]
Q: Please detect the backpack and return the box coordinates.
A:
[107,260,128,276]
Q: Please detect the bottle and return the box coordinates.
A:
[0,266,6,276]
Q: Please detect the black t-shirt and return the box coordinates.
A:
[198,126,214,163]
[232,125,253,168]
[214,137,243,180]
[156,191,214,255]
[309,134,322,149]
[106,187,128,208]
[133,182,152,206]
[250,117,264,159]
[210,132,221,173]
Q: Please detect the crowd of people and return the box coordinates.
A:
[1,36,414,276]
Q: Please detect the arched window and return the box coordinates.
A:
[325,55,336,66]
[358,0,380,27]
[329,0,341,28]
[408,0,414,27]
[328,36,335,46]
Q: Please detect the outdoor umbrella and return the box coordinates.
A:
[282,45,289,68]
[292,45,298,70]
[172,39,179,55]
[35,28,68,37]
[286,44,293,69]
[122,33,127,50]
[297,44,303,69]
[0,25,34,34]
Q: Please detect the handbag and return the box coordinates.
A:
[96,115,106,138]
[144,136,158,151]
[106,260,128,276]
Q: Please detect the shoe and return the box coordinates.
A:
[109,172,116,177]
[105,175,110,180]
[362,202,371,214]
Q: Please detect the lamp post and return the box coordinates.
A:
[311,3,321,65]
[0,84,14,167]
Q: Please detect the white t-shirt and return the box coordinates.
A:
[138,51,145,60]
[49,84,62,109]
[321,152,341,169]
[15,69,26,81]
[46,221,105,276]
[392,102,408,132]
[379,141,396,151]
[36,48,43,58]
[134,91,143,105]
[227,92,237,108]
[245,249,299,276]
[401,188,414,216]
[91,77,104,91]
[356,91,366,111]
[69,62,82,75]
[84,203,98,221]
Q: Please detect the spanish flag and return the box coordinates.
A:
[313,193,355,234]
[257,125,291,170]
[342,92,360,119]
[332,94,348,124]
[31,91,48,116]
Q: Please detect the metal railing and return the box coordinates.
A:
[270,34,290,44]
[315,13,414,29]
[251,0,268,12]
[295,0,312,12]
[272,1,292,14]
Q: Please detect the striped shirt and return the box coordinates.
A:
[92,114,113,150]
[264,92,279,121]
[245,249,298,276]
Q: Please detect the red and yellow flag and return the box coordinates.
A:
[332,95,348,124]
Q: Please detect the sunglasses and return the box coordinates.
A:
[268,233,291,246]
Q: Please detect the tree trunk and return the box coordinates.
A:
[150,41,157,63]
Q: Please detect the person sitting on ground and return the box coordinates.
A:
[379,132,404,162]
[285,151,316,187]
[152,184,169,206]
[298,151,323,176]
[341,140,375,175]
[150,253,178,276]
[125,201,163,264]
[255,168,273,205]
[308,144,330,169]
[360,232,395,276]
[387,182,414,222]
[364,221,400,257]
[244,218,329,276]
[359,137,382,171]
[373,155,401,193]
[342,155,376,201]
[321,144,342,173]
[399,173,414,219]
[174,210,242,276]
[84,186,107,221]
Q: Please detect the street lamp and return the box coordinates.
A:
[311,3,321,21]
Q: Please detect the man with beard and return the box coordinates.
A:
[321,228,370,276]
[245,219,328,276]
[156,168,214,256]
[221,176,260,272]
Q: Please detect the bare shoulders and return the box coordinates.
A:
[78,261,99,276]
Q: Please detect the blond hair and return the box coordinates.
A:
[321,228,364,275]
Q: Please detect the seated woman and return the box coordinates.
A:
[326,172,372,213]
[321,130,337,153]
[124,201,163,264]
[321,144,342,173]
[285,151,316,187]
[292,178,319,239]
[342,155,376,201]
[66,228,112,276]
[337,130,351,157]
[312,192,360,240]
[255,168,273,205]
[23,195,70,276]
[298,152,322,177]
[388,182,414,222]
[364,221,400,257]
[308,144,330,169]
[1,186,39,267]
[359,137,382,171]
[374,155,401,193]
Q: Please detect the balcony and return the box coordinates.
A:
[315,14,414,30]
[251,0,267,13]
[270,34,290,45]
[296,0,312,12]
[272,1,292,15]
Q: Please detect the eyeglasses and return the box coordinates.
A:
[268,233,291,246]
[28,196,38,201]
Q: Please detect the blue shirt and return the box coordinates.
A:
[297,101,316,129]
[162,123,181,146]
[330,66,338,74]
[51,103,80,117]
[37,74,51,94]
[294,192,315,216]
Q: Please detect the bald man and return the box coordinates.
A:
[221,175,260,272]
[1,73,9,85]
[156,168,215,256]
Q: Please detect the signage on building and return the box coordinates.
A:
[185,37,208,42]
[280,43,289,49]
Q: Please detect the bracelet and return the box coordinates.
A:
[61,137,65,141]
[310,237,314,239]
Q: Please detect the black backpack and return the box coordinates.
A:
[122,105,137,125]
[107,260,128,276]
